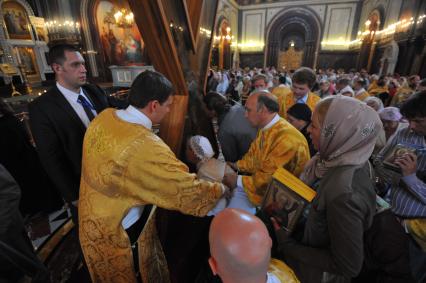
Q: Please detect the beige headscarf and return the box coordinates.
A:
[301,95,382,185]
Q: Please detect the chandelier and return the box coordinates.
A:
[45,20,81,45]
[114,8,134,29]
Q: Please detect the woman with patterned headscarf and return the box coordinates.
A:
[273,95,382,283]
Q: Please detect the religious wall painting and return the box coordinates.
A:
[2,1,32,40]
[96,0,145,66]
[29,16,48,42]
[15,46,37,75]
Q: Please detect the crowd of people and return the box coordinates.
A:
[0,43,425,283]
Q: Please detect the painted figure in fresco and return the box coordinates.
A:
[4,11,17,34]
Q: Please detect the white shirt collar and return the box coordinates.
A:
[56,82,83,99]
[266,272,281,283]
[295,93,308,104]
[355,88,366,96]
[263,114,280,130]
[117,105,152,130]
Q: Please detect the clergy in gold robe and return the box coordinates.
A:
[272,84,292,100]
[278,91,320,119]
[354,88,370,101]
[276,67,320,119]
[269,258,300,283]
[224,91,310,206]
[353,78,370,101]
[390,85,415,106]
[79,71,225,283]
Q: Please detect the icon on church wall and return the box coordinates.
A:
[96,0,145,66]
[29,16,48,43]
[2,1,32,40]
[15,46,38,76]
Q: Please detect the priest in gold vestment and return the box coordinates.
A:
[79,71,226,283]
[224,91,310,206]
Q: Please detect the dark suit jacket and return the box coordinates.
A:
[28,84,113,203]
[0,114,63,215]
[0,164,49,282]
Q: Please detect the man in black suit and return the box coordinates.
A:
[0,164,50,283]
[29,44,113,221]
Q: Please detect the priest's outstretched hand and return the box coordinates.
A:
[223,171,237,190]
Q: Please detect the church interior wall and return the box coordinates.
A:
[236,0,360,69]
[1,0,425,99]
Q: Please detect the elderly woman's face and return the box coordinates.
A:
[308,110,321,151]
[381,119,399,138]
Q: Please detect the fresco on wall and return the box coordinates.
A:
[16,46,38,75]
[96,0,144,66]
[2,1,32,40]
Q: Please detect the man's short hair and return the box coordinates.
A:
[377,76,387,87]
[337,78,351,87]
[292,67,316,89]
[256,92,279,113]
[128,70,174,108]
[355,78,367,87]
[48,44,79,66]
[278,75,287,85]
[400,91,426,119]
[252,74,268,84]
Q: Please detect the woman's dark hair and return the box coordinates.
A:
[0,98,14,116]
[128,70,174,108]
[400,91,426,119]
[203,91,231,116]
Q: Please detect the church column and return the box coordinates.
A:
[266,40,279,67]
[303,41,315,68]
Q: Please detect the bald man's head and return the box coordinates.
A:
[209,209,272,283]
[245,91,279,128]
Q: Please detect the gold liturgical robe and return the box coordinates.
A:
[269,258,300,283]
[354,90,370,101]
[236,118,310,205]
[272,85,292,100]
[79,109,223,283]
[391,87,414,106]
[277,91,320,119]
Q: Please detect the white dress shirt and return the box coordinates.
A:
[57,82,97,128]
[266,272,281,283]
[295,93,308,104]
[116,105,152,229]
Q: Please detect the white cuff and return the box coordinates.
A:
[237,175,243,188]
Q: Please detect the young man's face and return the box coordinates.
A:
[291,82,310,99]
[54,50,87,91]
[408,116,426,136]
[253,79,267,90]
[152,95,173,124]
